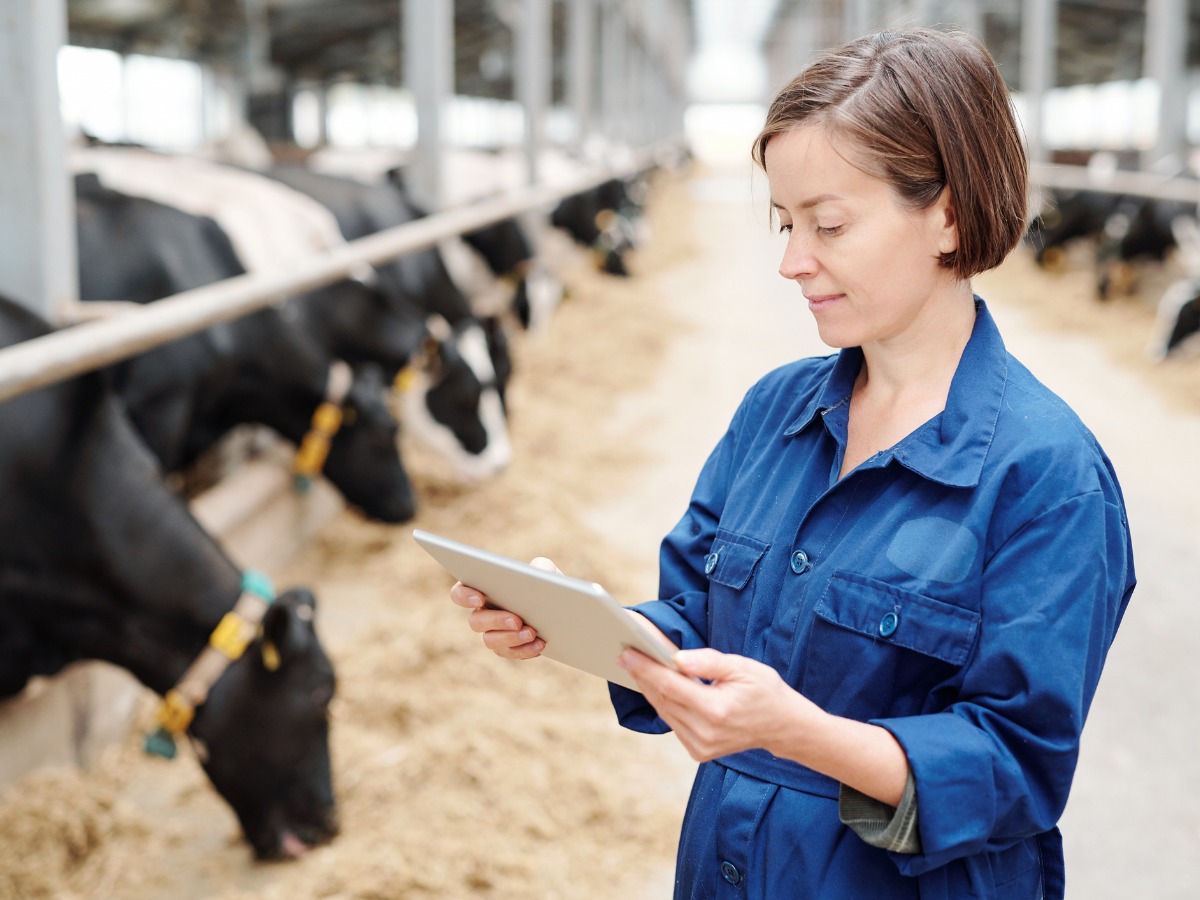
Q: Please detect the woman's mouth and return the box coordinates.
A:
[805,293,843,311]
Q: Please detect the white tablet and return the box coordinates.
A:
[412,529,678,691]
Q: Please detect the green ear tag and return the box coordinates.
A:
[144,727,178,760]
[241,569,276,603]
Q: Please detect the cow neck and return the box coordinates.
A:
[229,315,334,443]
[144,569,276,759]
[79,394,248,695]
[292,359,354,490]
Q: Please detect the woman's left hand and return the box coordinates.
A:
[618,647,824,762]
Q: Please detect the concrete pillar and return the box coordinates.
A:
[404,0,453,210]
[517,0,551,185]
[0,0,78,318]
[568,0,596,153]
[1020,0,1057,165]
[1144,0,1188,172]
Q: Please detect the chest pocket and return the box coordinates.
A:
[801,572,979,719]
[705,530,768,654]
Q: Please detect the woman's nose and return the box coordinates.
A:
[779,234,816,281]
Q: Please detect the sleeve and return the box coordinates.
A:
[840,770,922,854]
[606,386,757,734]
[875,487,1135,876]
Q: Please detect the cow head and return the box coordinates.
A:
[293,280,426,378]
[189,588,338,860]
[461,217,533,283]
[397,316,512,482]
[550,180,641,277]
[322,364,417,523]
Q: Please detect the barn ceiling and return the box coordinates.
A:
[65,0,1200,99]
[65,0,575,99]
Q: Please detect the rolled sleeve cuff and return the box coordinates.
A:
[839,769,922,854]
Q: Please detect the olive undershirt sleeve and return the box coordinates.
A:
[838,769,922,854]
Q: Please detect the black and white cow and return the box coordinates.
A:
[262,164,514,482]
[1148,277,1200,359]
[1091,194,1194,300]
[549,176,645,277]
[0,294,338,859]
[384,162,565,332]
[1026,154,1199,300]
[442,146,649,282]
[75,147,515,485]
[1024,187,1123,270]
[75,171,417,522]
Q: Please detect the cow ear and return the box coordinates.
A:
[259,589,317,672]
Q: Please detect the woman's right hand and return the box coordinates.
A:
[447,556,557,659]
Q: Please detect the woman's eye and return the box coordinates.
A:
[777,222,793,234]
[817,224,843,236]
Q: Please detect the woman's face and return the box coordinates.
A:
[765,125,962,350]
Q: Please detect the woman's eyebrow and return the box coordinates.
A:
[771,194,843,211]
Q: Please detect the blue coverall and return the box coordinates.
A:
[610,300,1136,899]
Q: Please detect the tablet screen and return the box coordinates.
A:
[413,529,678,690]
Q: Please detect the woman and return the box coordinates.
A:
[450,27,1135,899]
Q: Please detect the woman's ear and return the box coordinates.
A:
[933,187,959,255]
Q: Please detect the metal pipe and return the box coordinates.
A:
[0,148,680,404]
[1029,162,1200,205]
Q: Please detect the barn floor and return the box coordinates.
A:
[2,162,1199,899]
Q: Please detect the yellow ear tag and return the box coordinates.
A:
[261,640,281,672]
[594,209,617,231]
[393,366,416,394]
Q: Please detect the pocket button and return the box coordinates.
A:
[879,611,900,638]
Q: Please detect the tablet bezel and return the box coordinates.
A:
[412,529,678,691]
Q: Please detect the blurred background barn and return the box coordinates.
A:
[2,2,1200,898]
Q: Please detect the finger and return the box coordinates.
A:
[529,556,562,575]
[449,581,487,610]
[482,628,545,659]
[673,648,740,682]
[619,648,692,701]
[467,607,529,635]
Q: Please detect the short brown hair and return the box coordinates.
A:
[753,28,1027,279]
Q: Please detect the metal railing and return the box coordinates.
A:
[0,144,678,405]
[1030,161,1200,206]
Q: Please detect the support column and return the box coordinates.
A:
[404,0,453,210]
[1144,0,1188,171]
[568,0,596,153]
[600,0,626,148]
[1020,0,1057,165]
[0,0,78,318]
[517,0,551,185]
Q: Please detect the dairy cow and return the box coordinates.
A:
[308,146,571,330]
[1025,188,1122,269]
[75,147,514,485]
[549,176,645,276]
[75,172,416,521]
[0,294,338,859]
[262,165,514,481]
